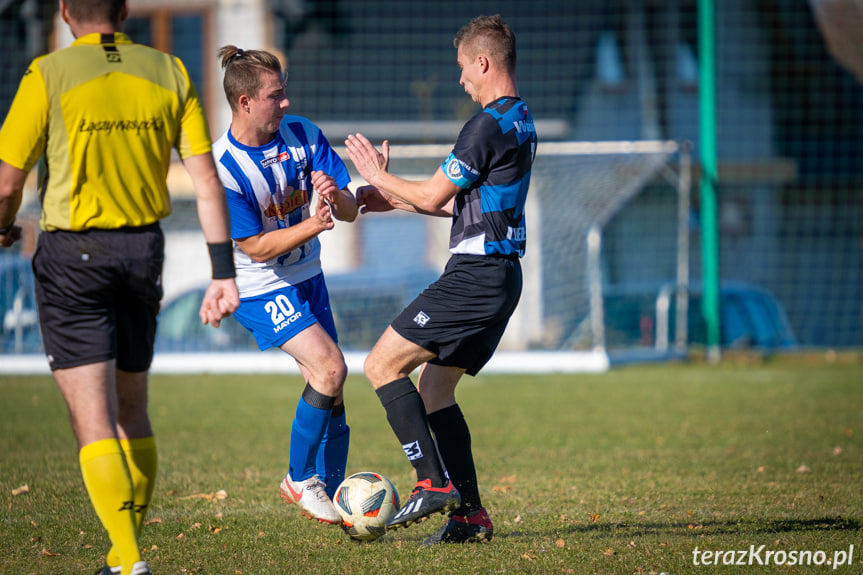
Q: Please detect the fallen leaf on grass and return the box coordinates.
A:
[180,489,228,502]
[556,538,565,548]
[177,533,185,539]
[144,517,163,526]
[832,446,843,456]
[209,526,221,534]
[588,513,601,523]
[603,548,616,556]
[796,464,811,473]
[492,485,512,493]
[514,514,522,523]
[520,552,537,561]
[40,548,60,557]
[12,484,29,496]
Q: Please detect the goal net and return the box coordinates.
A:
[526,141,690,359]
[324,139,692,371]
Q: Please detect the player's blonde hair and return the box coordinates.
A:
[218,46,285,112]
[454,14,517,73]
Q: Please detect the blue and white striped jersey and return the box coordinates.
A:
[213,115,350,298]
[441,97,537,257]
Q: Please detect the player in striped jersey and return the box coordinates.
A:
[213,46,357,525]
[345,14,537,544]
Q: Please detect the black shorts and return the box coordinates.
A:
[32,224,164,372]
[391,253,522,376]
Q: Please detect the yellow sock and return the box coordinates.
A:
[79,439,142,573]
[106,437,158,570]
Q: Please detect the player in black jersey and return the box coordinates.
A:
[345,14,537,544]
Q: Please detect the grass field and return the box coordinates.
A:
[2,353,862,574]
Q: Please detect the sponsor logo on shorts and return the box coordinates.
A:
[413,311,431,327]
[402,440,423,461]
[273,311,303,334]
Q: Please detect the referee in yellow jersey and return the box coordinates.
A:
[0,0,240,573]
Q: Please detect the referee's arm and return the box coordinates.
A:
[184,152,233,245]
[0,162,26,247]
[182,152,240,326]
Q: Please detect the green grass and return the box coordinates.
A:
[2,354,862,574]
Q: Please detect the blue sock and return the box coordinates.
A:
[289,384,335,481]
[316,403,350,498]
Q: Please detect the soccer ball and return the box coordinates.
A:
[333,472,400,541]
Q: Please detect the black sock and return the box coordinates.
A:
[428,403,481,515]
[375,377,446,487]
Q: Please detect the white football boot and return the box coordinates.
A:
[279,472,341,524]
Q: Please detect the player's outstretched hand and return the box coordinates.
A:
[345,134,389,185]
[199,278,240,328]
[356,185,396,214]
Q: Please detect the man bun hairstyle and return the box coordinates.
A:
[218,45,285,112]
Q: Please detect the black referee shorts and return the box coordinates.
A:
[32,224,164,372]
[390,253,522,376]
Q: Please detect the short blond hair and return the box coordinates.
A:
[454,15,516,72]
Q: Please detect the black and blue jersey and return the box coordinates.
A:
[441,97,537,257]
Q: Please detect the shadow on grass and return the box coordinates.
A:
[548,516,863,538]
[383,515,863,545]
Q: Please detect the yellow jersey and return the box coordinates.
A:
[0,32,212,231]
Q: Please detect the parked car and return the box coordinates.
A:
[155,268,439,353]
[602,280,798,350]
[155,287,257,353]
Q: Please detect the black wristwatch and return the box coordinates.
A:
[0,219,15,235]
